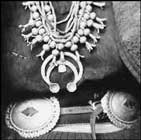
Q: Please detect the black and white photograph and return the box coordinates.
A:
[1,1,141,139]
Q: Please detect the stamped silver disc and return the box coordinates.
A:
[101,92,138,129]
[5,97,60,138]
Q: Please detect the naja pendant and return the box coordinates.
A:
[19,1,106,93]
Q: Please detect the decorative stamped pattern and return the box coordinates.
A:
[101,92,138,129]
[21,107,38,117]
[5,97,60,138]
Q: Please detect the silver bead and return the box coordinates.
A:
[32,12,39,19]
[29,20,35,26]
[65,41,72,48]
[48,14,54,21]
[86,5,92,12]
[32,28,38,35]
[84,28,90,36]
[83,13,90,20]
[39,28,45,35]
[32,39,37,45]
[71,44,78,51]
[36,21,42,27]
[73,36,79,43]
[80,2,86,8]
[79,9,83,15]
[50,41,56,48]
[44,5,50,12]
[80,21,87,29]
[30,5,37,12]
[43,44,50,51]
[80,36,87,43]
[36,35,42,42]
[87,19,93,27]
[90,12,96,19]
[43,35,50,42]
[57,43,64,50]
[78,29,84,36]
[52,49,59,56]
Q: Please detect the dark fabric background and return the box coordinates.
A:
[1,1,140,139]
[113,2,140,83]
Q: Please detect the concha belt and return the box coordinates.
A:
[5,97,60,138]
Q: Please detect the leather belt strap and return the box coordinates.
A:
[61,106,92,115]
[53,123,122,134]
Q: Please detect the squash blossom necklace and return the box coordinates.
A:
[19,1,106,93]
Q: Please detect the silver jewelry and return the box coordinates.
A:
[19,1,106,93]
[5,97,60,138]
[101,91,138,128]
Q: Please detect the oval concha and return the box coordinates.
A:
[5,97,60,138]
[101,91,139,128]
